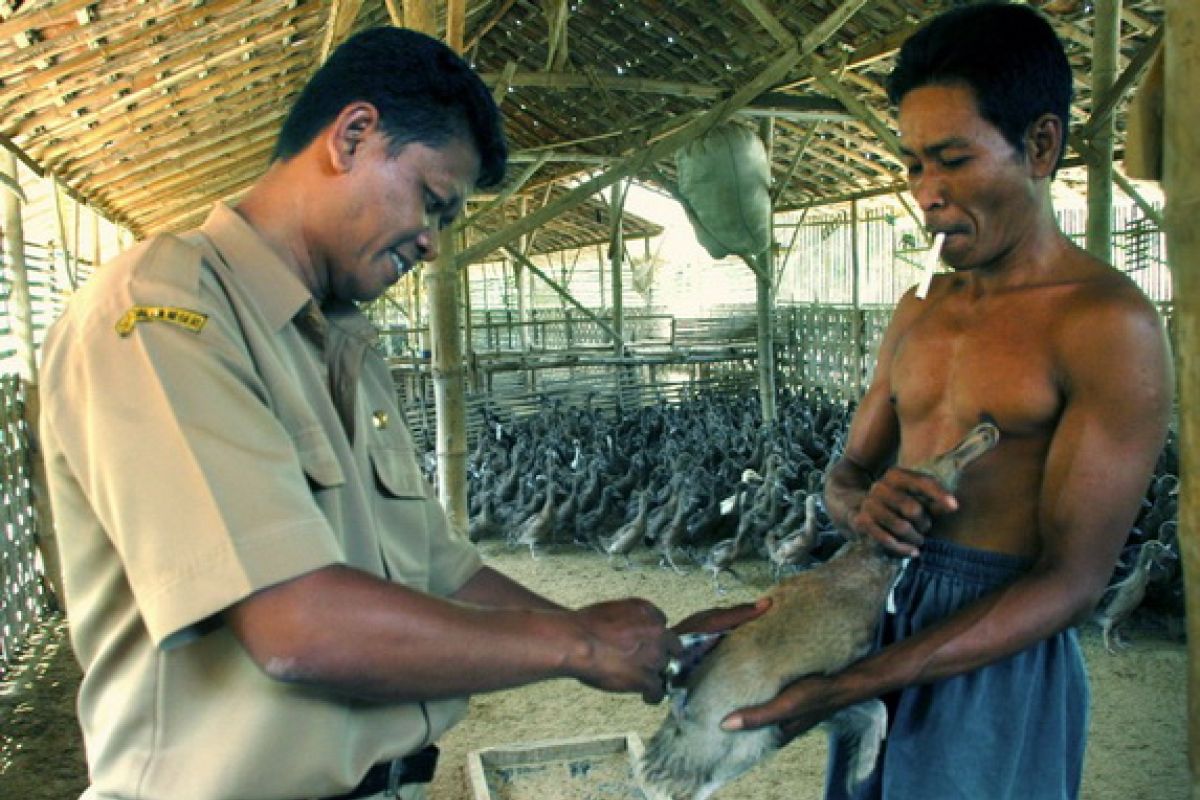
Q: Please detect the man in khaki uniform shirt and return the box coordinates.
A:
[40,28,759,800]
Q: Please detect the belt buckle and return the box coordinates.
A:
[387,759,405,798]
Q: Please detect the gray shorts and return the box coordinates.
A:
[826,537,1090,800]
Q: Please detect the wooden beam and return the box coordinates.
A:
[543,0,569,71]
[477,70,723,99]
[800,0,877,55]
[491,61,519,105]
[738,0,795,48]
[808,53,903,157]
[455,46,803,266]
[0,171,27,204]
[1080,25,1164,143]
[2,152,38,383]
[464,0,518,52]
[0,131,135,235]
[1071,133,1164,230]
[320,0,365,63]
[1086,0,1121,262]
[1161,1,1200,795]
[503,245,623,346]
[403,0,438,36]
[446,0,465,51]
[382,0,403,26]
[772,122,821,206]
[460,151,551,229]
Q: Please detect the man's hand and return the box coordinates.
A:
[673,596,772,636]
[720,673,837,743]
[850,466,957,557]
[565,598,679,703]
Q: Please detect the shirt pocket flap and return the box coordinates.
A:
[293,426,345,489]
[370,446,427,498]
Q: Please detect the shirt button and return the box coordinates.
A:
[372,410,389,430]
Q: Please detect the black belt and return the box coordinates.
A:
[323,745,439,800]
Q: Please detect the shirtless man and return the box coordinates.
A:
[720,5,1173,799]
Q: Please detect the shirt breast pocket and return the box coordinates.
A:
[369,444,427,499]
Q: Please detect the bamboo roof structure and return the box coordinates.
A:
[0,0,1164,261]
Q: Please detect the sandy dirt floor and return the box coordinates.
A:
[0,545,1188,800]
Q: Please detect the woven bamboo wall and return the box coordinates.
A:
[0,375,46,680]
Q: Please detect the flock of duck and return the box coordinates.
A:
[463,388,852,587]
[457,386,1181,646]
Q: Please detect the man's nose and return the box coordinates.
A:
[911,173,947,213]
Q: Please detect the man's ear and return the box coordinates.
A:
[327,102,379,173]
[1026,113,1064,179]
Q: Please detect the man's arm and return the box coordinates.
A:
[824,291,957,556]
[450,564,565,611]
[224,564,677,704]
[726,293,1173,734]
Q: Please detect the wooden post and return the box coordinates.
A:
[850,199,863,398]
[3,154,38,384]
[756,117,777,423]
[462,255,481,392]
[91,205,101,270]
[1087,0,1120,261]
[1164,4,1200,796]
[425,226,469,536]
[610,180,627,357]
[2,152,63,607]
[597,244,607,309]
[516,197,531,387]
[403,0,437,36]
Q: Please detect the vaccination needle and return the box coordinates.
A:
[916,232,945,300]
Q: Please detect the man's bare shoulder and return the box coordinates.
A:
[1050,255,1169,378]
[1056,253,1163,329]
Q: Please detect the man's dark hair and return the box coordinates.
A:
[887,3,1073,173]
[273,27,507,188]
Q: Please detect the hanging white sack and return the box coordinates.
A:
[674,122,772,260]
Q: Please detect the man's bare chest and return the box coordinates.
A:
[889,304,1064,435]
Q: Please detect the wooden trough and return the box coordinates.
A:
[467,732,648,800]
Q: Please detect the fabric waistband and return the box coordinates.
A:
[913,537,1033,586]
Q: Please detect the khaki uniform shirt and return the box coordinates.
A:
[40,203,483,800]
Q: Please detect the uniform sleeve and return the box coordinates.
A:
[40,237,343,646]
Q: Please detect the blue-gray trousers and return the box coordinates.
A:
[827,538,1089,800]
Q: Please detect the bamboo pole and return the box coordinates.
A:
[426,226,469,536]
[756,117,778,423]
[2,152,62,607]
[1080,25,1164,143]
[1086,0,1120,262]
[1163,4,1200,796]
[516,196,531,367]
[610,179,627,357]
[2,155,39,391]
[319,0,364,64]
[403,0,438,36]
[446,0,465,52]
[462,246,480,392]
[50,180,77,291]
[850,198,863,397]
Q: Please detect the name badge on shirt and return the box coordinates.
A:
[115,306,208,337]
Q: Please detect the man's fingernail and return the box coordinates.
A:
[756,597,771,610]
[721,716,743,731]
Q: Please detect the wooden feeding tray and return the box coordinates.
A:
[467,731,649,800]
